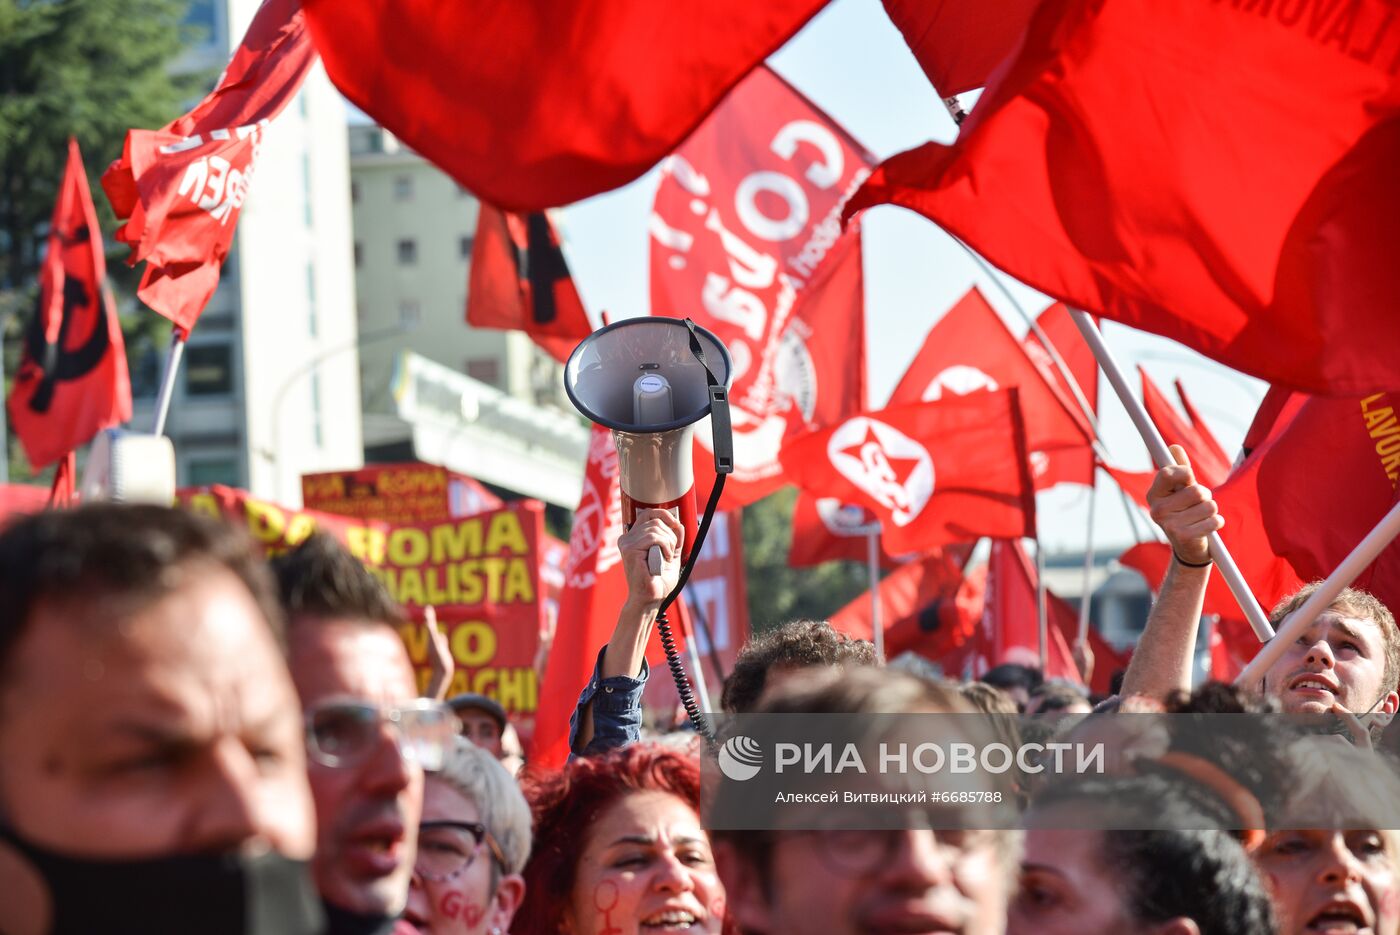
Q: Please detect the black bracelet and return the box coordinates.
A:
[1173,550,1213,568]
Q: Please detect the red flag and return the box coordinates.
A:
[1023,303,1098,488]
[888,288,1091,490]
[1140,368,1232,487]
[1174,379,1232,474]
[532,426,686,767]
[849,0,1400,396]
[650,65,873,508]
[1213,390,1400,616]
[781,391,1036,555]
[102,0,314,330]
[788,493,882,567]
[302,0,829,212]
[467,206,593,362]
[881,0,1041,96]
[971,539,1079,682]
[1099,462,1156,508]
[1048,591,1129,695]
[9,140,132,470]
[828,548,971,656]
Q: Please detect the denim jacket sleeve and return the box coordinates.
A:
[568,644,649,757]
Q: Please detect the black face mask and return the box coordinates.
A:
[0,827,325,935]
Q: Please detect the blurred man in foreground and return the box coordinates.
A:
[274,534,454,935]
[0,505,322,935]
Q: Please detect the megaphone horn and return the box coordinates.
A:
[564,317,733,575]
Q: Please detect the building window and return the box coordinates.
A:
[186,457,240,487]
[302,153,314,227]
[459,235,474,259]
[394,176,413,201]
[351,180,360,203]
[466,357,500,387]
[354,241,363,268]
[310,373,324,449]
[399,300,421,324]
[306,264,318,337]
[184,344,234,397]
[397,239,417,265]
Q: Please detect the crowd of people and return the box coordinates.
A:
[1,453,1398,934]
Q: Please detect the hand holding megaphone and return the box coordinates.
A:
[619,508,685,605]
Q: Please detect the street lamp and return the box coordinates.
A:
[262,319,417,502]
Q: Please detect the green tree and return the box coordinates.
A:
[741,487,872,636]
[0,0,194,481]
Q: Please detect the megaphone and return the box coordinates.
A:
[564,317,733,575]
[79,429,177,504]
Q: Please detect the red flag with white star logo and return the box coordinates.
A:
[888,288,1091,491]
[780,390,1036,555]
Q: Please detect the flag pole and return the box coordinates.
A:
[1236,499,1400,688]
[1079,472,1097,642]
[1067,310,1274,641]
[950,237,1161,546]
[150,327,188,437]
[868,526,884,661]
[1034,537,1048,669]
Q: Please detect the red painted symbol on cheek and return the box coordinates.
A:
[594,880,622,935]
[710,895,727,923]
[438,891,486,927]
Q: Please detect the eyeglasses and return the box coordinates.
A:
[415,820,508,882]
[304,699,455,770]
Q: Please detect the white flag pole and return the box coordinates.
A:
[951,238,1162,546]
[1078,472,1098,643]
[868,526,885,661]
[150,327,188,437]
[1067,310,1274,641]
[1235,499,1400,688]
[1035,537,1049,669]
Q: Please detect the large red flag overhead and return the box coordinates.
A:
[102,0,315,330]
[1022,303,1098,488]
[781,391,1036,555]
[9,140,132,470]
[302,0,831,212]
[881,0,1041,97]
[888,288,1091,490]
[850,0,1400,396]
[650,65,872,509]
[1140,369,1232,488]
[467,206,593,363]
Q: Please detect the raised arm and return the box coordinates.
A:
[570,508,684,755]
[1120,445,1224,699]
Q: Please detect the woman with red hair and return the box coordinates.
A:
[515,743,727,935]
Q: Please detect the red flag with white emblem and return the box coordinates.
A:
[788,492,885,567]
[889,288,1091,490]
[650,65,873,509]
[781,391,1036,555]
[102,0,315,330]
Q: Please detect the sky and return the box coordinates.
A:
[548,0,1268,558]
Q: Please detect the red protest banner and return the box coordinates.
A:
[180,486,545,728]
[650,65,872,508]
[302,462,503,525]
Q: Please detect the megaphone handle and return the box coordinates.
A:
[648,545,663,576]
